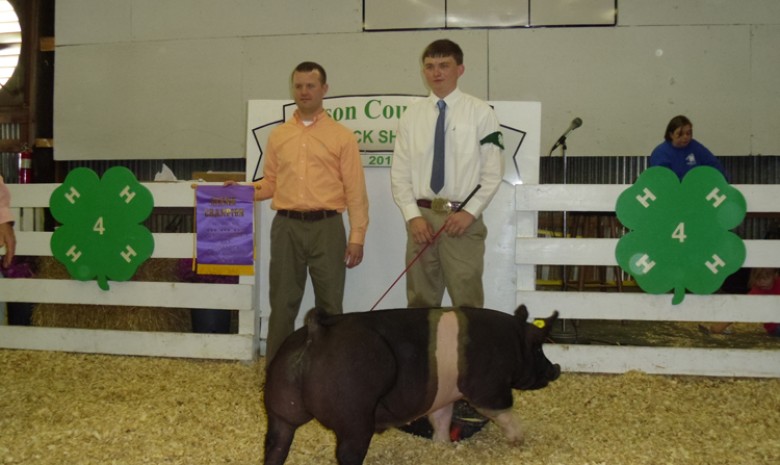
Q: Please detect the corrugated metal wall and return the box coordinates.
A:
[541,155,780,185]
[3,154,775,186]
[1,152,778,238]
[1,153,244,184]
[56,158,246,183]
[0,120,22,182]
[540,155,780,239]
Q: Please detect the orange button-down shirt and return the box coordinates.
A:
[253,110,369,245]
[0,176,12,225]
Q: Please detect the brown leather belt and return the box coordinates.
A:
[276,210,339,221]
[416,199,462,213]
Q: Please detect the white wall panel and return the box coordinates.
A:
[364,0,445,30]
[240,31,490,101]
[448,0,528,28]
[56,0,133,45]
[619,0,780,26]
[489,25,752,156]
[57,0,363,45]
[55,31,490,161]
[54,1,780,159]
[54,39,245,160]
[131,0,363,40]
[750,25,780,155]
[531,0,615,26]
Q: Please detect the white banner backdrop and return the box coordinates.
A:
[246,97,541,336]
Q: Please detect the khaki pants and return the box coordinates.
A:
[405,209,486,309]
[265,213,346,362]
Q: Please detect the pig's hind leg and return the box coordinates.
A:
[263,342,314,464]
[305,334,398,464]
[320,391,385,465]
[333,426,374,465]
[264,413,303,465]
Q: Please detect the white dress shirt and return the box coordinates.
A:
[391,88,504,221]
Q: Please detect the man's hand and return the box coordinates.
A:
[0,222,16,268]
[190,180,241,189]
[344,243,364,269]
[409,216,435,244]
[443,211,475,237]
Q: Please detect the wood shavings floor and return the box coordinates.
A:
[1,349,778,465]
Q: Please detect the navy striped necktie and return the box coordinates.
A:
[431,99,446,194]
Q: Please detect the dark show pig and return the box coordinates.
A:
[263,305,560,465]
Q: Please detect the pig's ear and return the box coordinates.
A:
[543,311,559,334]
[514,304,530,322]
[529,311,559,336]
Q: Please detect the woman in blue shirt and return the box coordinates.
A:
[649,115,727,180]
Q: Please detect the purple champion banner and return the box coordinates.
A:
[195,184,255,276]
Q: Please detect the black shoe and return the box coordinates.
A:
[396,400,488,441]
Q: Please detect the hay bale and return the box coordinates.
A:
[31,257,191,332]
[0,349,778,465]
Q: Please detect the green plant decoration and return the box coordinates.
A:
[615,166,746,305]
[50,167,155,291]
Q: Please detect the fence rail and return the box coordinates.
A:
[2,181,778,375]
[0,182,259,361]
[515,183,780,378]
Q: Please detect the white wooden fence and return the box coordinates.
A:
[516,183,780,378]
[1,180,777,377]
[0,182,259,361]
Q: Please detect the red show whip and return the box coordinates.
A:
[369,184,482,311]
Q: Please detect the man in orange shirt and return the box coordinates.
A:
[0,175,16,268]
[251,62,369,363]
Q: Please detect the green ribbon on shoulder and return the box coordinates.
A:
[480,131,504,150]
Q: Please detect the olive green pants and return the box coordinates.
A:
[405,209,486,309]
[265,213,346,362]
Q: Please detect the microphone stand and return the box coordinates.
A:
[561,137,568,271]
[547,135,569,291]
[549,136,582,343]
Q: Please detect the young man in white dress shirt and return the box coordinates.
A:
[391,39,504,309]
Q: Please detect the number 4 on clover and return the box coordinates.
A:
[615,166,746,305]
[50,167,155,291]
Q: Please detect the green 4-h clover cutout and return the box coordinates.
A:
[50,167,155,291]
[615,166,746,305]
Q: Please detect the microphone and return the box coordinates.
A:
[550,117,583,153]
